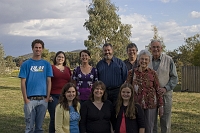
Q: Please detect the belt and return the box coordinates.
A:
[28,96,46,100]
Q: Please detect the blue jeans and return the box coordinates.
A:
[24,99,48,133]
[48,94,60,133]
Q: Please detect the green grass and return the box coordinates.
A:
[0,77,200,133]
[0,77,50,133]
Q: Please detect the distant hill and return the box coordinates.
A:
[19,53,33,59]
[70,49,83,53]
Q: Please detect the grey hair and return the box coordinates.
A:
[150,39,163,46]
[137,49,153,69]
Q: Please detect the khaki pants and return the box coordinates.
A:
[153,90,173,133]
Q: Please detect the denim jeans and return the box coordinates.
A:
[47,94,60,133]
[24,99,48,133]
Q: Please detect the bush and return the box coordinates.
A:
[11,70,19,77]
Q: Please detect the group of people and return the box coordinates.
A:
[19,39,178,133]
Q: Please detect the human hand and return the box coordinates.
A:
[157,87,166,95]
[24,98,30,104]
[48,96,54,102]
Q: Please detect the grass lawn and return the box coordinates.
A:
[0,77,200,133]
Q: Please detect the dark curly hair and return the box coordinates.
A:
[31,39,44,49]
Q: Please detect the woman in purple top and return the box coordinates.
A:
[72,50,98,104]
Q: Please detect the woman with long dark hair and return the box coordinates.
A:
[48,51,72,133]
[55,83,80,133]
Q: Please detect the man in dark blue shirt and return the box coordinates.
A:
[96,43,128,104]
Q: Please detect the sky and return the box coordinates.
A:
[0,0,200,57]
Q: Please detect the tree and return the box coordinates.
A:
[176,34,200,66]
[147,25,166,52]
[5,56,16,69]
[187,34,200,66]
[166,49,182,83]
[65,52,79,69]
[166,33,200,83]
[49,52,56,64]
[84,0,132,65]
[42,48,51,63]
[0,43,6,74]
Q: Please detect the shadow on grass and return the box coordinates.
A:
[173,84,181,92]
[0,114,25,133]
[0,114,50,133]
[171,110,200,133]
[0,86,20,90]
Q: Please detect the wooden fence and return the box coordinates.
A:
[181,66,200,93]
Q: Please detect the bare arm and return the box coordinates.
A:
[46,77,51,102]
[21,78,29,104]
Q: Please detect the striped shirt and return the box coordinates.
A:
[96,57,128,88]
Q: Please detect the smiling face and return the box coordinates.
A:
[93,85,104,99]
[103,46,113,60]
[32,43,43,57]
[80,51,90,63]
[139,54,150,70]
[127,47,137,59]
[150,41,162,59]
[121,87,132,101]
[65,87,76,102]
[56,53,65,65]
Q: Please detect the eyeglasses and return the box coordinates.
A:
[152,46,161,49]
[57,56,65,59]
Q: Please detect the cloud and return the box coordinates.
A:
[155,20,200,49]
[160,0,170,3]
[160,0,178,3]
[0,0,89,24]
[1,0,199,57]
[120,14,200,51]
[120,13,154,50]
[191,11,200,18]
[0,0,90,56]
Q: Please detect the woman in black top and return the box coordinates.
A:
[113,83,145,133]
[80,81,113,133]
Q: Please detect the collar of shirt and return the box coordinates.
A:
[103,56,116,62]
[135,67,150,72]
[152,54,162,61]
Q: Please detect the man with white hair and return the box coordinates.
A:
[150,40,178,133]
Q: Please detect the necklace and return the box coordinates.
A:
[55,65,64,72]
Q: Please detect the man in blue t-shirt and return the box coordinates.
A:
[19,39,53,133]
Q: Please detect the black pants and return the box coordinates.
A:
[106,88,120,105]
